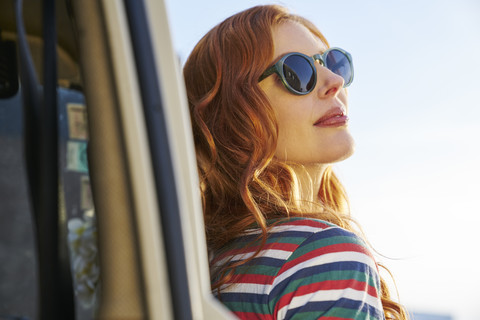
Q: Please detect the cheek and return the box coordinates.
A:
[340,89,348,107]
[266,87,305,127]
[272,99,306,136]
[273,105,315,160]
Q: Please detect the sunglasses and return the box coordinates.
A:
[258,47,354,95]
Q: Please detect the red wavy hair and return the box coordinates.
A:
[183,5,408,319]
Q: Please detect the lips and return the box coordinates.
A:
[313,107,348,127]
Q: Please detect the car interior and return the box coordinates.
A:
[0,0,234,319]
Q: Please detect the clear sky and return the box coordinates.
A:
[164,1,480,319]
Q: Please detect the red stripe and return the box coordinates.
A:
[279,242,373,275]
[275,279,379,311]
[226,273,274,285]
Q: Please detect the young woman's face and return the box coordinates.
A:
[259,21,354,165]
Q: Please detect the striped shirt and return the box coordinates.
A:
[210,217,384,319]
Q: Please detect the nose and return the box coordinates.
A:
[315,64,344,98]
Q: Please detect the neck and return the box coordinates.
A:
[291,163,328,204]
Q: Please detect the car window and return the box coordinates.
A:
[0,1,97,318]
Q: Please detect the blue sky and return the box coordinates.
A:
[164,1,480,319]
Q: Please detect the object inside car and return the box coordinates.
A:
[0,1,233,319]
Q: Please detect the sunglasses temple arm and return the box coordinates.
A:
[258,65,277,82]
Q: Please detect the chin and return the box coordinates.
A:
[334,147,355,163]
[275,131,355,164]
[321,134,355,164]
[295,144,355,166]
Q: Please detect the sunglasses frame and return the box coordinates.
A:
[259,47,354,95]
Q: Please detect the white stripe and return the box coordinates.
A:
[220,282,272,294]
[244,224,331,236]
[272,251,378,291]
[276,288,382,320]
[213,247,293,267]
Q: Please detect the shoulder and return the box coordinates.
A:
[267,218,384,320]
[264,217,373,260]
[267,217,378,282]
[219,217,374,270]
[211,217,334,263]
[274,217,374,264]
[210,217,384,319]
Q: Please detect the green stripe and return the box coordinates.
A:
[280,269,376,295]
[290,307,377,320]
[289,234,366,260]
[266,235,309,245]
[235,264,280,276]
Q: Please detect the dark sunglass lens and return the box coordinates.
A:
[283,55,315,93]
[325,50,352,85]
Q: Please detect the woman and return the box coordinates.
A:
[183,5,408,320]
